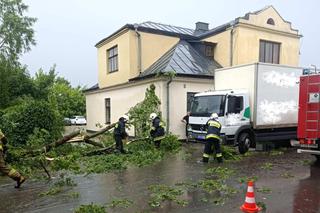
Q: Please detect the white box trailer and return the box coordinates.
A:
[188,63,303,153]
[215,63,302,128]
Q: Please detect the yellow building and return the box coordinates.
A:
[85,5,301,138]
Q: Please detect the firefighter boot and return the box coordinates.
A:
[217,156,223,163]
[15,176,26,188]
[202,157,209,163]
[154,141,160,148]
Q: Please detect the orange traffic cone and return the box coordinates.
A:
[240,181,261,213]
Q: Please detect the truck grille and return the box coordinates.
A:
[190,124,206,131]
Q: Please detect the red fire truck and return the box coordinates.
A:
[295,73,320,161]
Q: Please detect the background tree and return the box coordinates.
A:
[0,61,34,108]
[49,81,86,118]
[0,0,36,61]
[0,0,36,107]
[32,66,57,99]
[0,0,86,147]
[2,98,63,146]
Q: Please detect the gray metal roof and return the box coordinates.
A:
[139,21,195,36]
[137,40,221,79]
[83,83,99,92]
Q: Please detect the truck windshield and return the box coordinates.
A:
[191,95,226,117]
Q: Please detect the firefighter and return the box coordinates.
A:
[149,113,165,148]
[202,113,223,163]
[0,129,26,188]
[181,111,191,142]
[113,115,129,154]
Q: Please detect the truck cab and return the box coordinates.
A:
[189,89,252,153]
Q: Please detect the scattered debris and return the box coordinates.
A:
[269,150,284,156]
[256,201,267,211]
[107,198,133,209]
[238,176,259,184]
[148,184,188,207]
[39,176,77,197]
[261,162,273,170]
[257,186,272,194]
[281,172,295,179]
[74,203,107,213]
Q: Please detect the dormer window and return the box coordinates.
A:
[267,18,275,25]
[107,45,118,73]
[205,45,214,57]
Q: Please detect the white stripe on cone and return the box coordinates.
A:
[245,197,256,203]
[247,186,254,192]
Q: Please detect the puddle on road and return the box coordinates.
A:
[0,144,319,213]
[293,163,320,213]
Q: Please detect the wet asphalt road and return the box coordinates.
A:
[0,143,319,213]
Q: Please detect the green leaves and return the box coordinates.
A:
[2,98,63,146]
[49,81,86,118]
[74,203,107,213]
[148,184,187,207]
[0,0,36,61]
[128,84,161,137]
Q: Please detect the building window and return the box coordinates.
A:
[105,98,111,124]
[259,40,280,64]
[205,45,214,57]
[267,18,275,25]
[107,46,118,73]
[187,92,197,112]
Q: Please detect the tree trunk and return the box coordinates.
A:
[26,122,117,156]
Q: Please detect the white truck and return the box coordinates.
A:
[188,63,303,153]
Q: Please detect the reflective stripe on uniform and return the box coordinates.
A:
[205,134,220,140]
[208,120,221,128]
[203,153,210,158]
[0,144,2,151]
[0,130,4,140]
[216,153,222,157]
[8,169,17,177]
[154,135,165,141]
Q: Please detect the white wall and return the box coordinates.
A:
[86,79,166,135]
[86,77,214,139]
[168,78,214,138]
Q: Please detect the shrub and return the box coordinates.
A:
[0,98,63,146]
[128,84,161,137]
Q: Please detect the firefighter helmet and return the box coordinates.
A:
[210,113,219,120]
[149,113,157,120]
[122,115,129,122]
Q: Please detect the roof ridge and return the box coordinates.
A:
[140,21,194,32]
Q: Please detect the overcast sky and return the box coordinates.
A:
[20,0,320,87]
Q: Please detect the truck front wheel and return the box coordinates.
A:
[238,132,252,154]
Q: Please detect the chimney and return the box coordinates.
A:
[195,22,209,34]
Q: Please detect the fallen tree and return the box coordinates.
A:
[24,122,117,157]
[7,85,184,180]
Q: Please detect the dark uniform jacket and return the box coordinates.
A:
[205,118,221,140]
[150,117,165,139]
[114,118,128,139]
